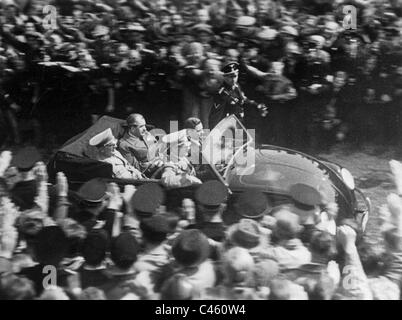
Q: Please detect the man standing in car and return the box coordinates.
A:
[208,62,267,129]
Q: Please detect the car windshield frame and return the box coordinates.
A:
[201,115,254,187]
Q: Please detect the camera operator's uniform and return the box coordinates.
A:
[209,62,265,129]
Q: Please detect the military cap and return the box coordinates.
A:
[192,23,214,35]
[11,146,41,171]
[130,183,165,217]
[77,178,108,203]
[235,190,273,220]
[221,61,239,76]
[89,128,117,148]
[195,180,228,208]
[140,214,171,242]
[235,16,256,28]
[289,183,323,208]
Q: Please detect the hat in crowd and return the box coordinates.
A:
[82,229,109,266]
[229,219,261,249]
[273,209,302,240]
[192,23,214,35]
[235,190,272,220]
[111,232,139,268]
[92,25,110,37]
[11,146,41,172]
[77,178,108,204]
[280,25,299,37]
[235,16,256,28]
[140,214,171,243]
[89,128,117,148]
[221,61,240,76]
[130,183,165,217]
[256,27,278,41]
[34,226,69,266]
[289,184,323,209]
[161,273,197,300]
[195,180,228,209]
[172,229,210,267]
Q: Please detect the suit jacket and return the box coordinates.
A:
[118,132,158,171]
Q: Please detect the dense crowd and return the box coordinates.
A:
[1,144,402,300]
[0,0,401,151]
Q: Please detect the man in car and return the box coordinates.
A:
[118,113,164,175]
[89,128,143,180]
[160,129,202,189]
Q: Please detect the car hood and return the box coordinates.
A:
[226,147,338,203]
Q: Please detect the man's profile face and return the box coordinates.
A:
[129,117,147,138]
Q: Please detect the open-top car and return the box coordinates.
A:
[47,115,370,231]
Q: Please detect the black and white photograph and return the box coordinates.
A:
[0,0,402,303]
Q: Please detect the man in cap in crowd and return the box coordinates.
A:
[159,129,202,188]
[208,61,267,129]
[123,182,166,241]
[286,183,328,244]
[71,178,118,236]
[224,190,275,245]
[188,180,228,243]
[89,128,143,180]
[118,113,164,176]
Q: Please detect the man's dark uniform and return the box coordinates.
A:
[208,62,263,129]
